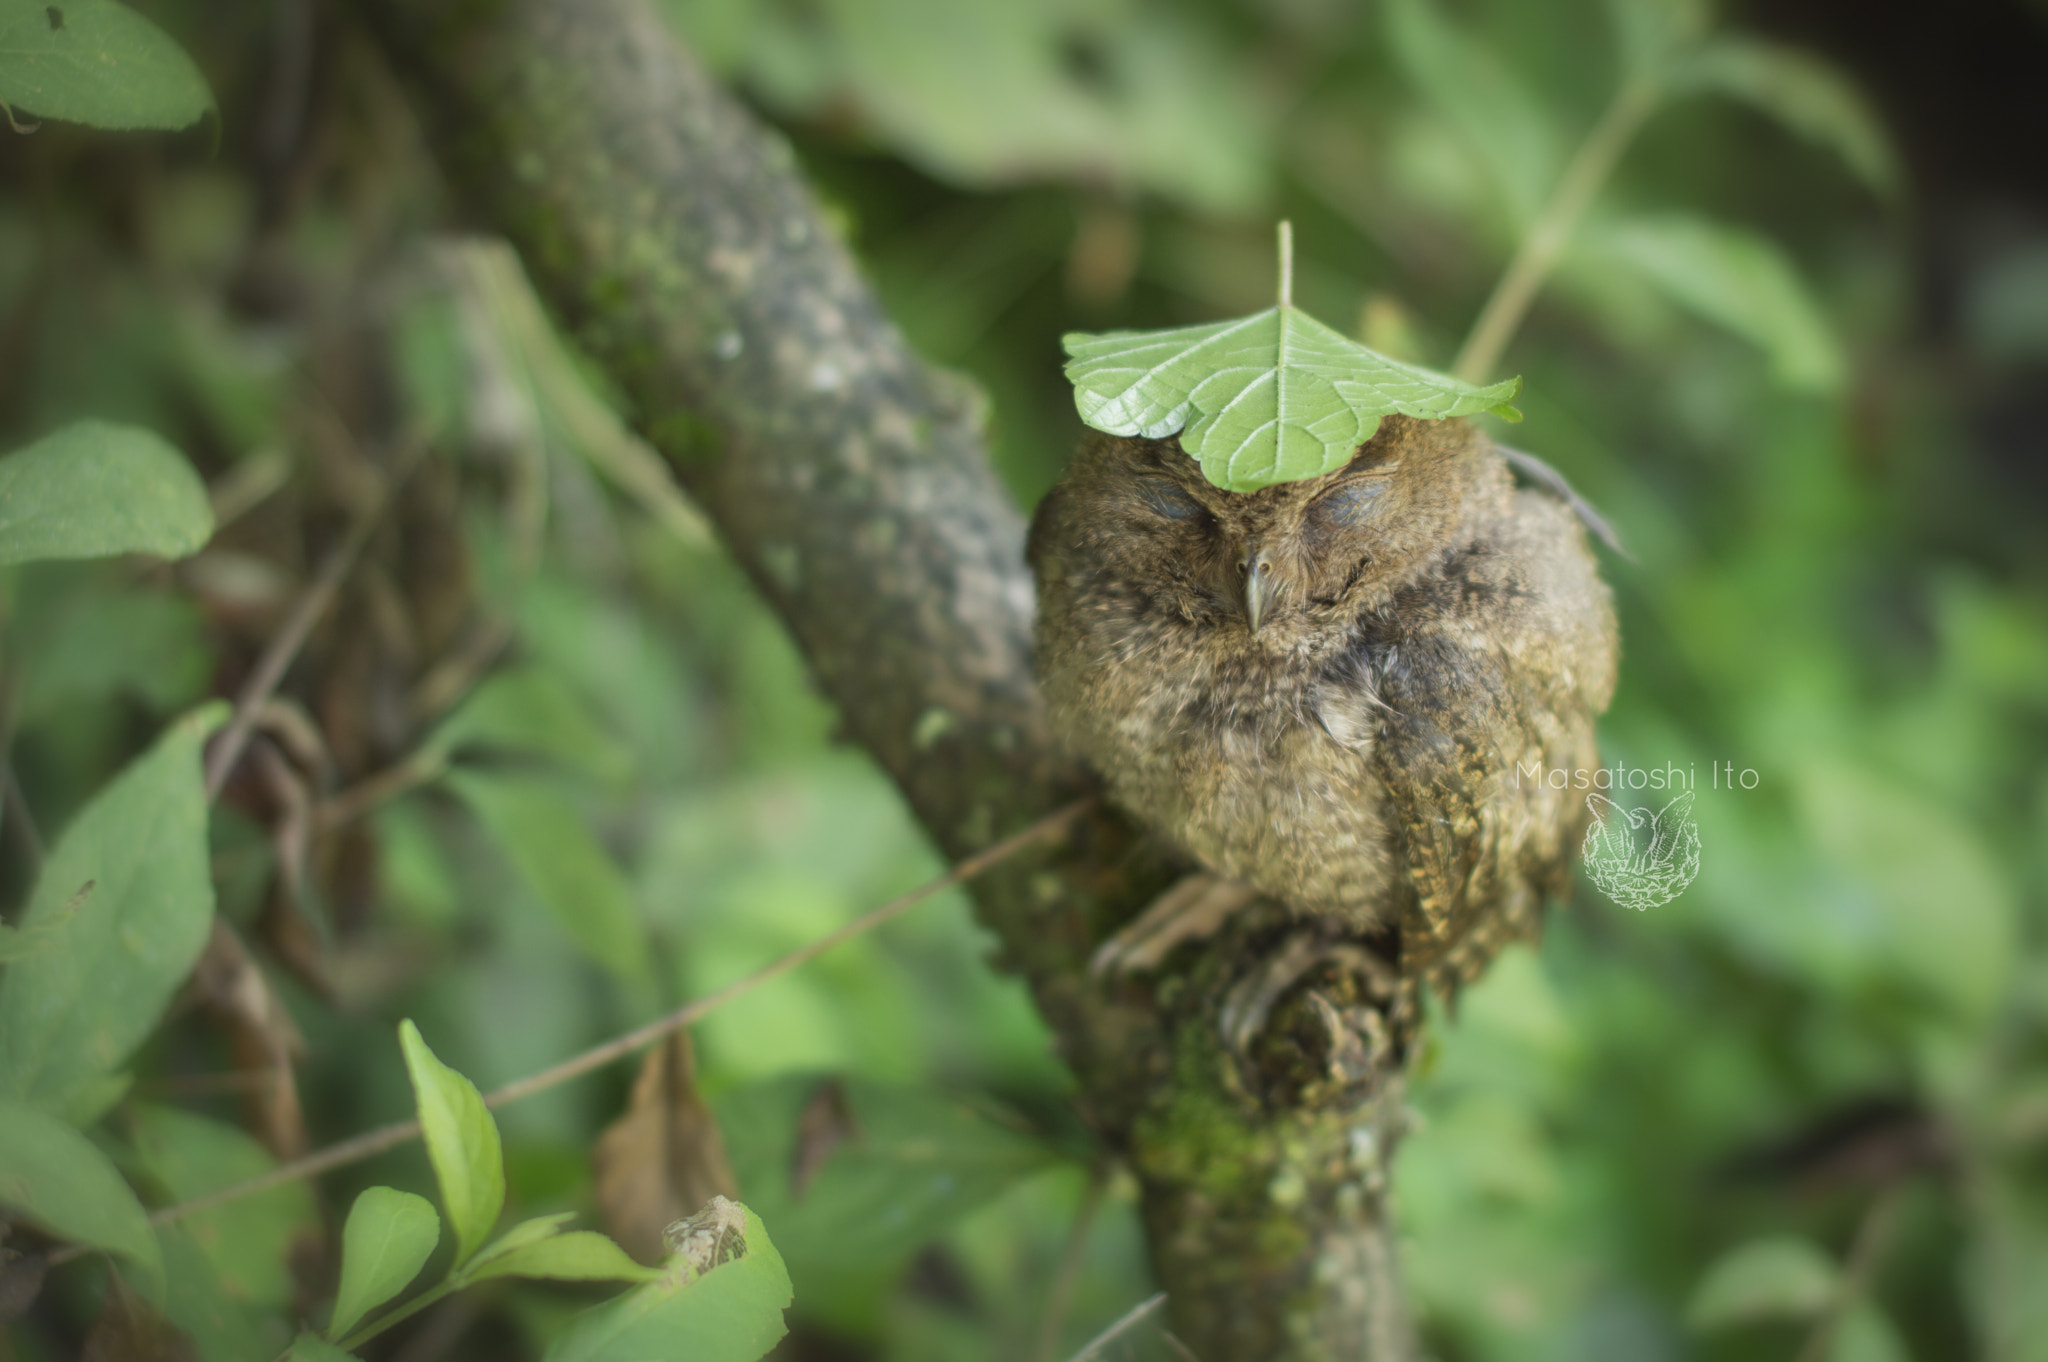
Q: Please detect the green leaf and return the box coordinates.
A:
[0,421,212,566]
[128,1103,316,1311]
[542,1205,792,1362]
[1063,306,1521,493]
[397,1019,505,1268]
[288,1332,362,1362]
[1829,1303,1911,1362]
[0,1097,162,1299]
[444,770,650,982]
[714,1077,1057,1331]
[1685,1234,1840,1331]
[138,1224,280,1362]
[0,703,226,1112]
[1603,0,1709,78]
[1677,37,1899,197]
[1383,0,1561,220]
[15,586,212,722]
[428,666,629,781]
[1598,214,1844,391]
[462,1229,659,1286]
[459,1210,576,1276]
[0,0,212,130]
[328,1187,440,1340]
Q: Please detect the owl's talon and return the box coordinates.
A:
[1090,874,1258,976]
[1220,935,1396,1055]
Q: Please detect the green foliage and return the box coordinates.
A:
[459,1227,659,1286]
[0,0,211,130]
[399,1019,507,1269]
[1684,1234,1841,1330]
[430,666,631,782]
[542,1206,793,1362]
[1064,304,1521,492]
[1599,213,1845,392]
[715,1076,1059,1330]
[0,420,212,566]
[330,1187,440,1339]
[0,1097,161,1296]
[0,703,224,1118]
[2,0,2042,1356]
[1676,37,1901,197]
[127,1102,317,1310]
[444,770,651,983]
[663,0,1266,214]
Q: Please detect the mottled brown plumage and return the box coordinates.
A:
[1028,415,1618,996]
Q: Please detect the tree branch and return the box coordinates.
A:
[351,3,1419,1355]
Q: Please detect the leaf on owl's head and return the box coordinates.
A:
[1060,231,1523,493]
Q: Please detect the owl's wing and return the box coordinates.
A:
[1359,602,1548,979]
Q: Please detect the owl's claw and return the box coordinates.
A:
[1220,935,1397,1055]
[1090,874,1258,976]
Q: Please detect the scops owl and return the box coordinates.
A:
[1028,415,1619,997]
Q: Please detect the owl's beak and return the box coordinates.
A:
[1241,551,1279,635]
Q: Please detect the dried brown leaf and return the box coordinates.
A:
[592,1032,739,1264]
[187,919,308,1157]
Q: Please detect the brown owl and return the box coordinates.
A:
[1028,415,1618,1003]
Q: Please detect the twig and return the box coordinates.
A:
[203,438,426,801]
[44,796,1092,1264]
[1034,1158,1114,1362]
[316,749,450,831]
[1063,1292,1168,1362]
[1452,74,1660,383]
[1793,1184,1905,1362]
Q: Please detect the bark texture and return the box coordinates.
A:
[354,2,1419,1355]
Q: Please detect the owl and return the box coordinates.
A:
[1028,415,1618,1003]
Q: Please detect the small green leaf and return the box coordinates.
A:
[328,1187,440,1340]
[288,1332,362,1362]
[128,1103,316,1311]
[543,1206,792,1362]
[1686,1234,1841,1331]
[0,704,226,1112]
[397,1020,504,1268]
[463,1229,660,1286]
[0,421,213,566]
[1677,37,1899,198]
[460,1210,576,1275]
[444,770,650,982]
[429,666,629,781]
[0,1098,163,1299]
[1599,214,1844,391]
[0,0,212,130]
[1063,306,1521,493]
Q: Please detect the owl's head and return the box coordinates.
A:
[1032,414,1491,654]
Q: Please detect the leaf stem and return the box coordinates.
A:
[1277,220,1294,309]
[1452,73,1661,383]
[334,1277,462,1353]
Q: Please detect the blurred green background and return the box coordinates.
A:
[3,0,2046,1358]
